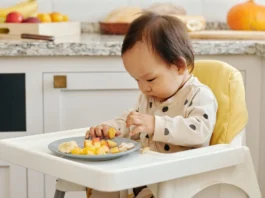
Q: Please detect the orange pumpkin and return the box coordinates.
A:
[227,0,265,31]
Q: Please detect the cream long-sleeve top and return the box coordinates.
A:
[103,75,218,153]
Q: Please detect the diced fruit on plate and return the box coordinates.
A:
[57,138,136,156]
[82,147,96,155]
[92,137,100,144]
[107,140,117,148]
[110,147,120,154]
[101,145,110,153]
[93,142,101,149]
[71,147,82,155]
[100,139,108,146]
[96,147,107,155]
[84,140,93,148]
[58,141,78,153]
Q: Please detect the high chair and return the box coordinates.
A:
[54,60,261,198]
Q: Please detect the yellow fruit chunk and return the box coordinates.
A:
[96,147,106,155]
[84,140,93,148]
[107,140,117,148]
[100,139,108,146]
[93,142,101,149]
[71,147,82,155]
[110,147,120,154]
[108,128,116,139]
[101,145,110,153]
[82,147,96,155]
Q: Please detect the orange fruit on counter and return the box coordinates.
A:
[227,0,265,30]
[62,15,69,22]
[37,13,52,23]
[50,12,64,22]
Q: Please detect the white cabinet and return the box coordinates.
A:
[43,71,139,197]
[0,70,43,198]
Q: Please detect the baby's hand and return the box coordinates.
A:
[85,124,120,139]
[126,111,155,136]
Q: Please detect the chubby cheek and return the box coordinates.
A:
[157,78,181,97]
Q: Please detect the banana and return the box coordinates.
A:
[0,0,38,19]
[0,17,5,23]
[58,141,79,153]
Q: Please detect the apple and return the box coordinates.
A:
[22,17,40,23]
[5,12,24,23]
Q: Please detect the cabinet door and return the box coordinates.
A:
[0,73,43,198]
[43,72,139,198]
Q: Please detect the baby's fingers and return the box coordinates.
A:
[86,127,95,138]
[126,115,142,127]
[95,126,104,137]
[130,125,144,136]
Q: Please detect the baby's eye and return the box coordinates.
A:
[147,78,156,82]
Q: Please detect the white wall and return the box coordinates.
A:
[1,0,265,22]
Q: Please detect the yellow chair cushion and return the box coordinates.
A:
[192,60,248,145]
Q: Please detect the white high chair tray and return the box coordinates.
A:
[0,127,245,192]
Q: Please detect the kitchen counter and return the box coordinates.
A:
[0,33,265,57]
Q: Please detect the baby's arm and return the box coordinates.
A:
[153,87,218,147]
[101,93,143,138]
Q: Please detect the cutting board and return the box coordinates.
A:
[0,22,80,41]
[189,30,265,40]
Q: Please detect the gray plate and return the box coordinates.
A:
[48,136,141,161]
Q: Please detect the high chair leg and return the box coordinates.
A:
[54,189,65,198]
[86,188,92,198]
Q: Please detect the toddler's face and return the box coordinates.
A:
[122,41,188,101]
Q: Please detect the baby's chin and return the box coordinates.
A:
[150,95,167,102]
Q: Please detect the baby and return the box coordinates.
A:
[87,11,218,198]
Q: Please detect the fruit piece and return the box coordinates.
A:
[118,142,135,152]
[93,142,101,149]
[0,0,38,19]
[50,12,64,22]
[5,12,23,23]
[82,147,96,155]
[108,128,116,139]
[62,15,69,22]
[37,13,52,23]
[100,139,108,147]
[92,137,100,144]
[141,147,150,154]
[71,147,82,155]
[84,140,93,148]
[96,147,106,155]
[227,0,265,31]
[58,141,78,153]
[110,147,120,154]
[22,17,40,23]
[107,140,117,148]
[101,145,110,153]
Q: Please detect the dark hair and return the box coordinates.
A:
[121,11,194,72]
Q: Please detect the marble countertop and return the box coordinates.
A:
[0,33,265,57]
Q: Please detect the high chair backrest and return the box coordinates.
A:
[192,60,248,145]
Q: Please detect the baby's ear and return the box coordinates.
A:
[175,57,187,74]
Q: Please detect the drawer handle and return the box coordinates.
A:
[54,75,67,88]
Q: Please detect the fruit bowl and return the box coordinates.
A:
[99,22,130,35]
